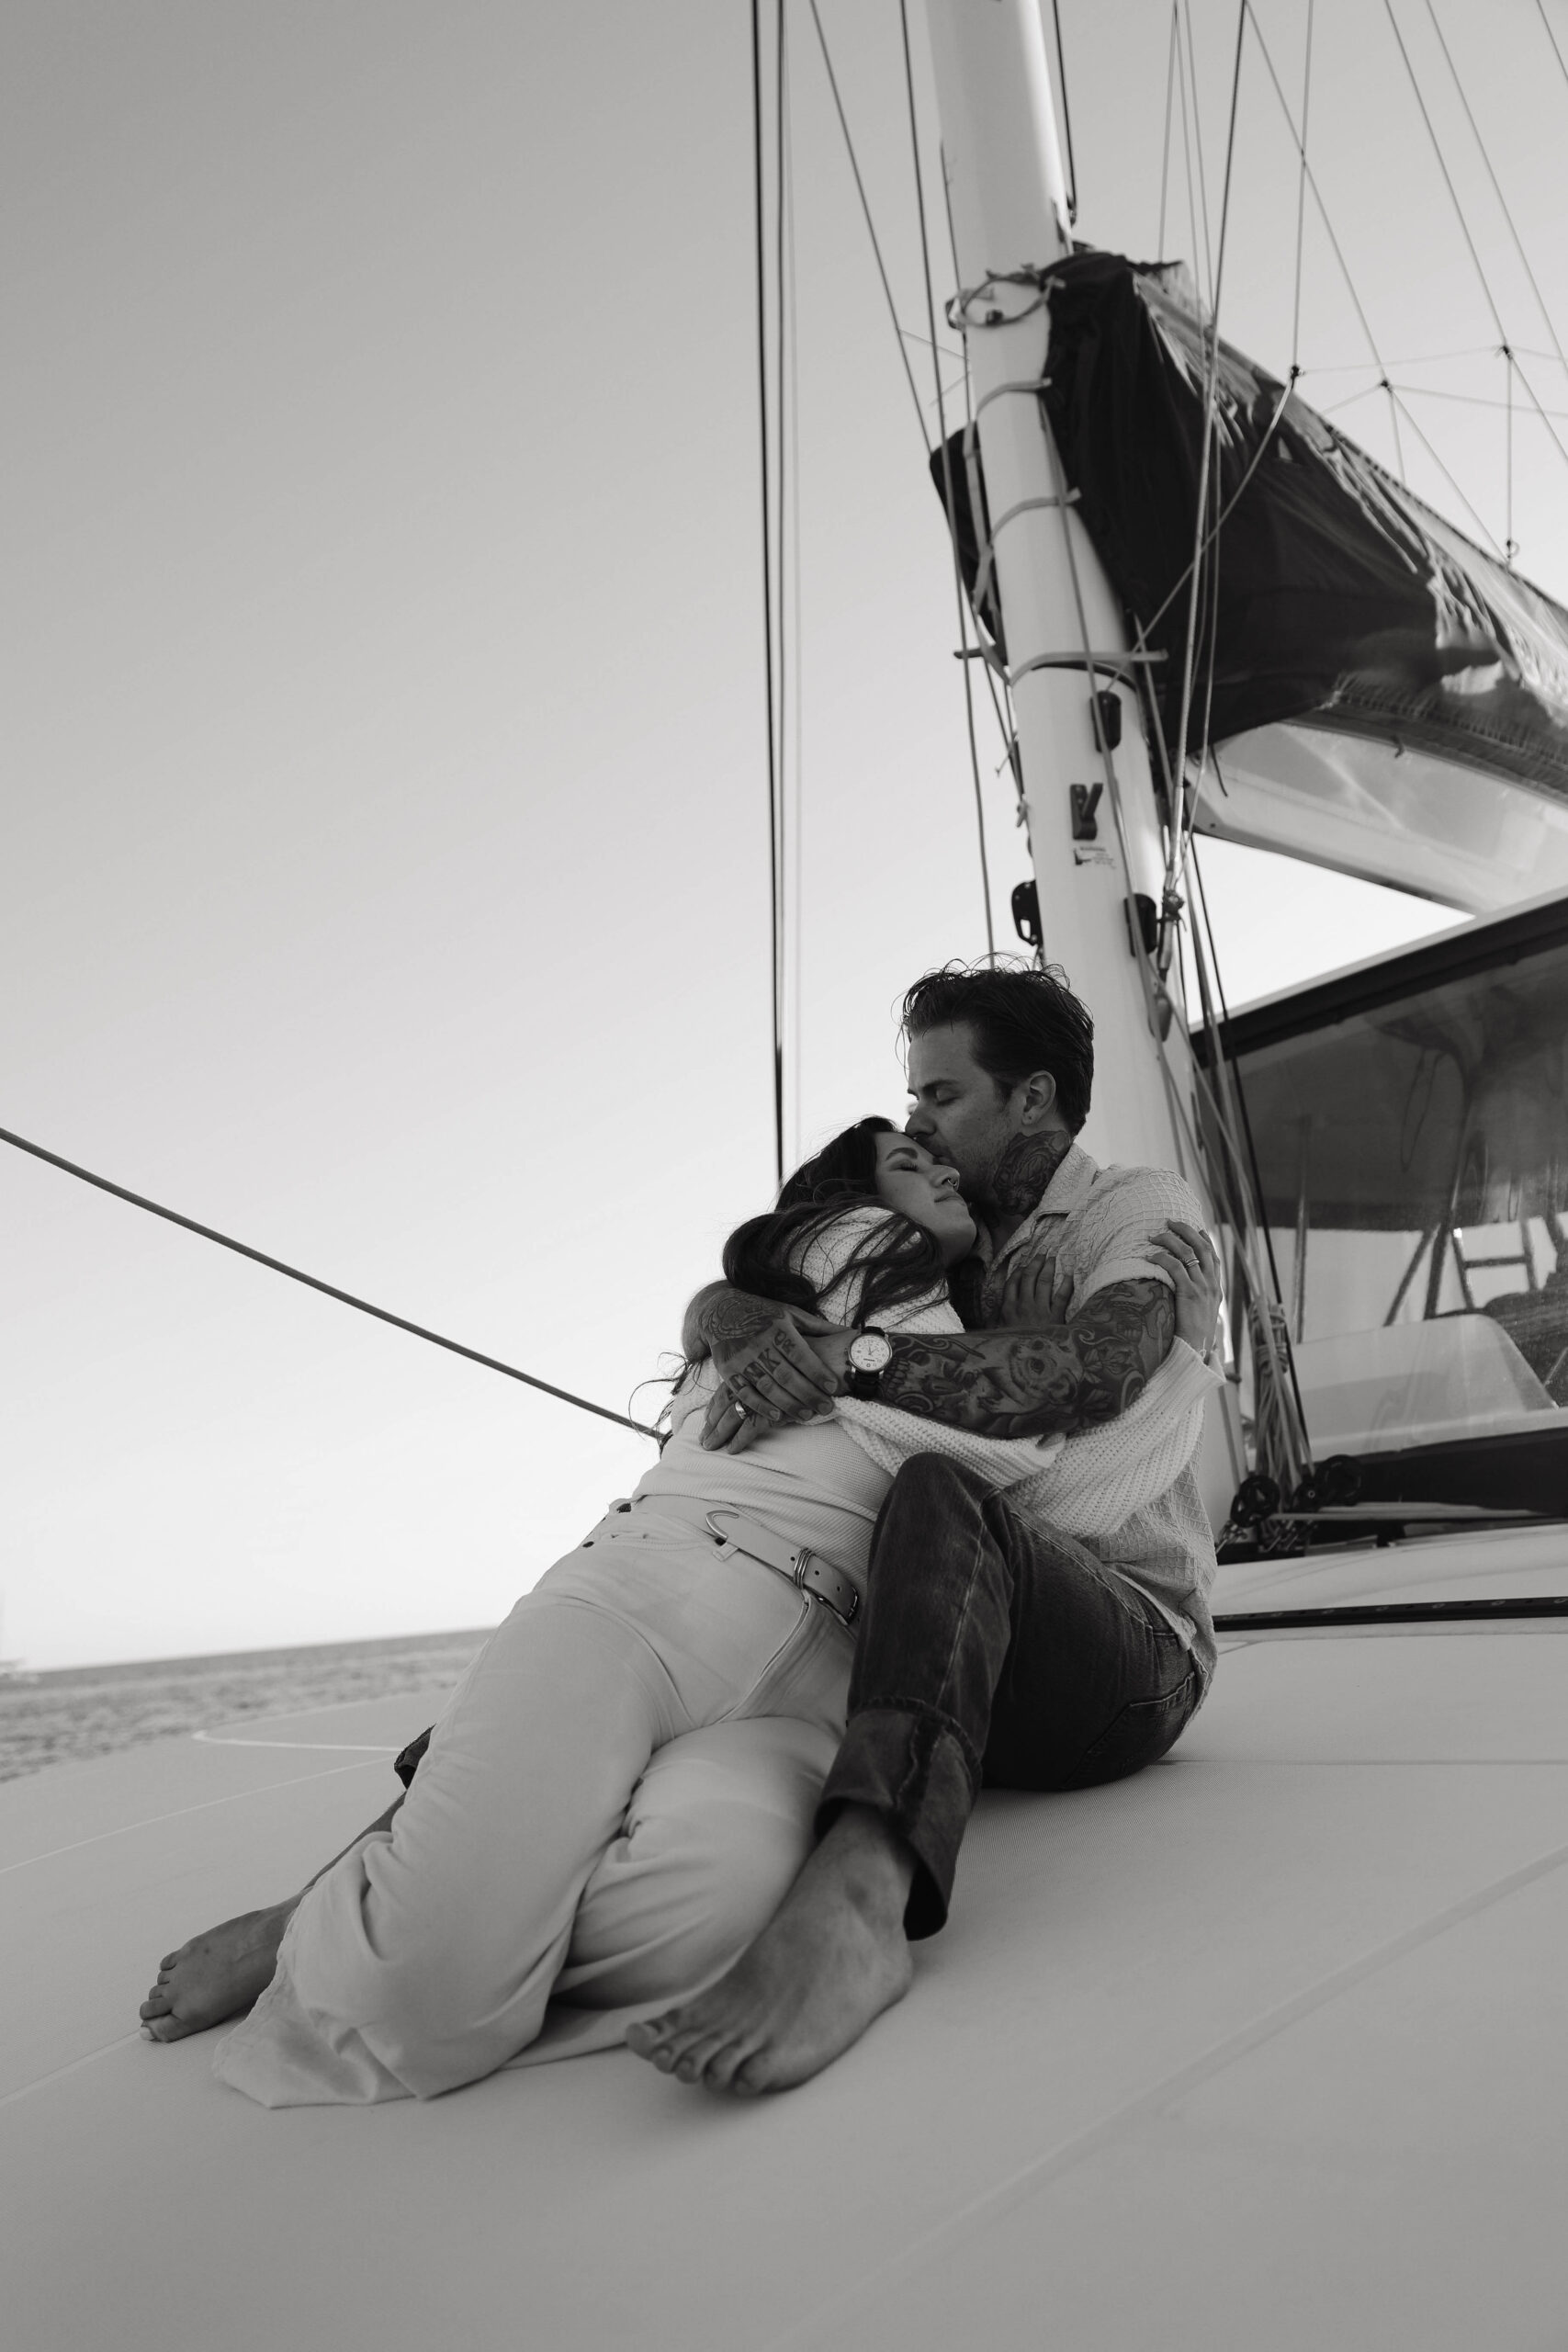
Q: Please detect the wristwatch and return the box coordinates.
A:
[845,1326,893,1399]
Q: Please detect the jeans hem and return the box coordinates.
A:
[816,1703,977,1939]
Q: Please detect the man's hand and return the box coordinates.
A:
[692,1287,848,1453]
[995,1249,1073,1329]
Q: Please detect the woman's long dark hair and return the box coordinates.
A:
[721,1116,950,1328]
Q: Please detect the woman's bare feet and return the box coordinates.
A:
[627,1807,915,2095]
[140,1900,297,2042]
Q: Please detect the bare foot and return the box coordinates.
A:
[139,1900,297,2042]
[626,1807,915,2095]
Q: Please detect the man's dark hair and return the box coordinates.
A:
[901,961,1095,1133]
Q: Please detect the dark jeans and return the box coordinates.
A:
[817,1454,1202,1939]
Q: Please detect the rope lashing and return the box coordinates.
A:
[973,375,1052,418]
[0,1125,661,1441]
[971,492,1079,615]
[946,266,1058,333]
[1008,648,1167,689]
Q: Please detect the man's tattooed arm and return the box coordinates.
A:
[877,1278,1175,1439]
[681,1283,728,1362]
[682,1283,771,1363]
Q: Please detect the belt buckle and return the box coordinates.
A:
[703,1508,742,1558]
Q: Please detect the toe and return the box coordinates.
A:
[700,2034,760,2094]
[672,2030,731,2086]
[626,2013,679,2059]
[140,1988,173,2018]
[144,2007,212,2044]
[729,2052,773,2097]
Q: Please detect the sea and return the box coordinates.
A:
[0,1628,491,1784]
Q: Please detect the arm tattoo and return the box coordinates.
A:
[696,1287,780,1355]
[877,1278,1174,1439]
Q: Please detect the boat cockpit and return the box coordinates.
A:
[1200,888,1568,1526]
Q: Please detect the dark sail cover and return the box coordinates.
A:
[938,252,1568,806]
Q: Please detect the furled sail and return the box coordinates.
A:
[937,252,1568,911]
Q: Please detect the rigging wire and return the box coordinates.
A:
[784,16,807,1163]
[0,1125,661,1440]
[750,0,785,1191]
[1362,381,1568,419]
[775,0,798,1168]
[1244,7,1408,480]
[1049,0,1079,225]
[1421,0,1568,383]
[1179,0,1217,309]
[1168,2,1247,865]
[1506,345,1517,562]
[1290,0,1315,376]
[1380,1,1506,345]
[1536,0,1568,90]
[1299,344,1555,372]
[1173,10,1207,308]
[805,0,930,452]
[899,326,966,365]
[1156,6,1179,256]
[1187,846,1314,1476]
[897,0,996,965]
[1385,387,1508,552]
[1381,0,1568,490]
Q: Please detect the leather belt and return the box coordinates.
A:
[702,1507,861,1629]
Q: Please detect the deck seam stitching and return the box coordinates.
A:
[0,1756,385,1878]
[766,1828,1568,2351]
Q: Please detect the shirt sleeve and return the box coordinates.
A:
[1003,1339,1222,1537]
[1072,1168,1211,1306]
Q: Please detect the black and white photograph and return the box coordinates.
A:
[5,4,1567,2346]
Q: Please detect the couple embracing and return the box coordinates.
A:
[141,963,1223,2103]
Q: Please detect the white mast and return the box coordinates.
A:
[921,0,1186,1180]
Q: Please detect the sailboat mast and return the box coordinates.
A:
[921,0,1187,1181]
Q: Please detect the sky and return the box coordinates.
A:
[6,1,1568,1668]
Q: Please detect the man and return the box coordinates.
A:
[142,964,1217,2075]
[626,963,1218,2095]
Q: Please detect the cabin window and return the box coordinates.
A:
[1203,920,1568,1462]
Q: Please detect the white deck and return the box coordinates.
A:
[7,1525,1568,2350]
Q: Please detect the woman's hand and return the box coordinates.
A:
[1145,1220,1223,1359]
[995,1249,1073,1329]
[703,1326,855,1453]
[699,1296,850,1453]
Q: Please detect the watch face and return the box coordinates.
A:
[849,1330,893,1374]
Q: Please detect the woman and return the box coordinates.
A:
[190,1119,1217,2105]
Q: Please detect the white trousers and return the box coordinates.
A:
[214,1505,852,2106]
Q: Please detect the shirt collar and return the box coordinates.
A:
[1036,1137,1099,1216]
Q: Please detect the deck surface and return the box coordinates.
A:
[6,1525,1568,2351]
